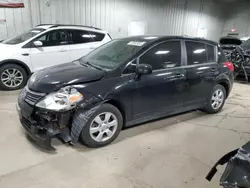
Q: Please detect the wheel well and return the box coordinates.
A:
[218,82,229,98]
[0,60,31,76]
[105,100,126,126]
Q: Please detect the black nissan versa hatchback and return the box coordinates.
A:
[17,36,234,150]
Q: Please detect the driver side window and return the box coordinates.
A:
[34,30,70,47]
[139,41,181,70]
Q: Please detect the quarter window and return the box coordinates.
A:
[139,41,181,70]
[88,31,105,42]
[123,61,137,74]
[35,30,69,47]
[206,44,216,62]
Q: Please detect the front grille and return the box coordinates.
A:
[24,87,46,105]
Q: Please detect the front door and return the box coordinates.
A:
[29,29,71,72]
[183,41,219,107]
[131,40,188,119]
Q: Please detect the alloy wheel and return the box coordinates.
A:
[89,112,118,142]
[1,68,23,88]
[211,89,224,110]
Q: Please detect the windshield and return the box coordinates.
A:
[80,39,148,70]
[2,28,45,45]
[241,38,250,49]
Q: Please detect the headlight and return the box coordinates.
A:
[36,86,83,111]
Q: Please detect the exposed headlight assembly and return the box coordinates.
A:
[36,87,83,111]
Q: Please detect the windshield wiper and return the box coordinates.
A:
[72,59,88,67]
[82,61,105,72]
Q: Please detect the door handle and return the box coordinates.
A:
[210,68,216,73]
[22,53,29,56]
[174,73,185,78]
[59,49,67,52]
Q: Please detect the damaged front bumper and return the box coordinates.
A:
[20,115,57,151]
[17,95,72,151]
[17,88,101,151]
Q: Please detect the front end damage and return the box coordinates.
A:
[17,87,101,151]
[18,103,73,151]
[207,141,250,188]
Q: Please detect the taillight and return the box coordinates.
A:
[224,62,234,72]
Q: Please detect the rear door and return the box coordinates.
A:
[68,29,107,61]
[131,40,188,118]
[183,41,219,107]
[87,30,110,48]
[68,29,95,61]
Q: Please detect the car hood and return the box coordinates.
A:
[219,37,242,46]
[28,61,106,93]
[0,43,17,56]
[0,43,18,49]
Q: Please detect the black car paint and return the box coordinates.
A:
[28,61,106,93]
[207,141,250,188]
[18,36,234,150]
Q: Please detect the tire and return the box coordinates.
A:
[80,103,123,148]
[0,64,28,90]
[202,84,226,114]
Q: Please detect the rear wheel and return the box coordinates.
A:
[202,84,226,114]
[0,64,28,90]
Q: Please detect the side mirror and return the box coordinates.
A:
[33,41,43,47]
[136,64,152,76]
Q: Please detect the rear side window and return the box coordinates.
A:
[186,41,216,65]
[71,30,94,44]
[186,41,207,65]
[88,31,105,42]
[206,44,215,62]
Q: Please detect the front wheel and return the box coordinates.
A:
[202,84,226,114]
[0,64,28,90]
[80,104,123,148]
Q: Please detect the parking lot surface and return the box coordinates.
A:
[0,83,250,188]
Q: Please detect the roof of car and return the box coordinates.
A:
[35,24,55,30]
[121,35,218,45]
[35,24,107,33]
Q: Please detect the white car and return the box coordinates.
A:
[0,24,111,90]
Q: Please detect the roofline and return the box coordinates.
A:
[35,24,102,31]
[119,35,218,45]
